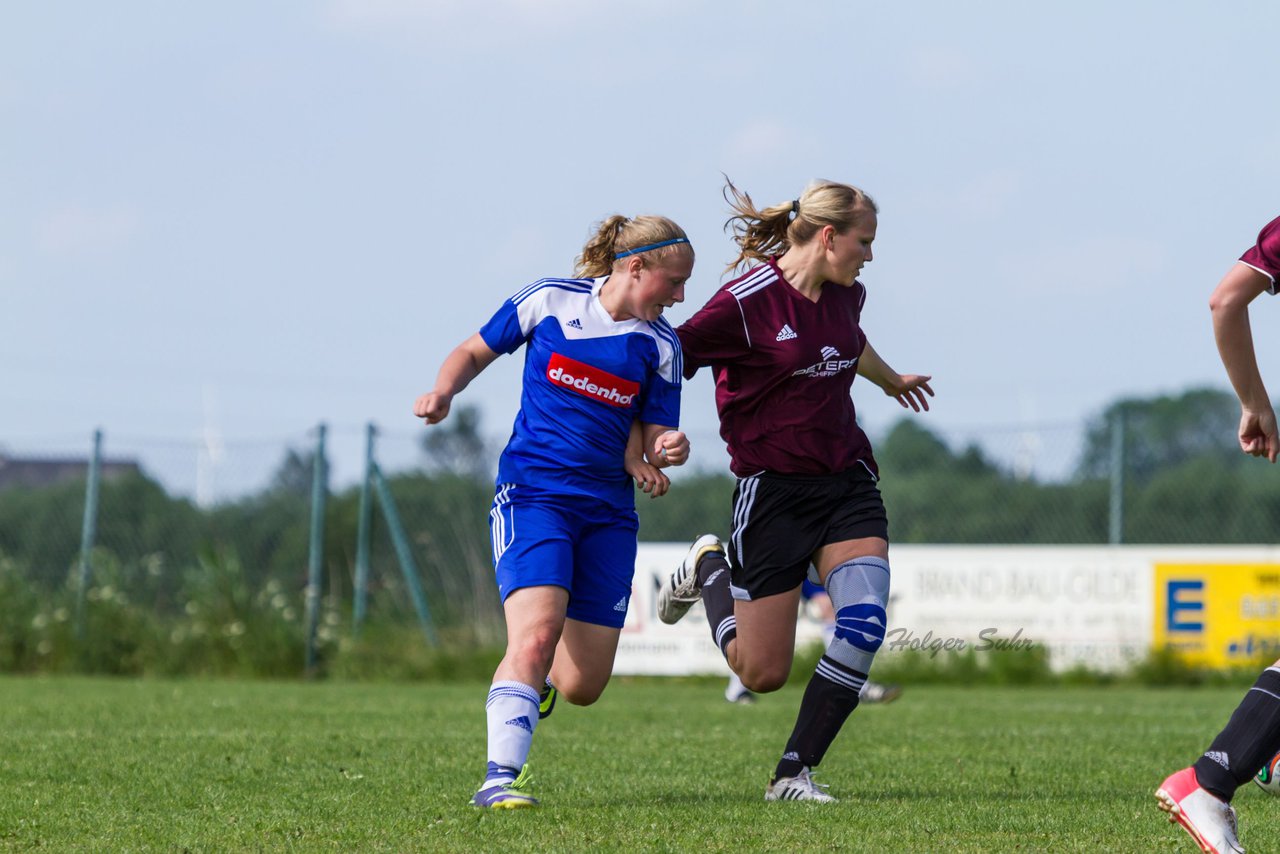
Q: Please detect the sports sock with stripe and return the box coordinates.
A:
[773,654,865,781]
[697,550,736,657]
[1194,666,1280,801]
[483,680,540,786]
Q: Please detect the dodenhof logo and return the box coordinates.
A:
[546,353,639,408]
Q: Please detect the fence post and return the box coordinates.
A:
[371,464,439,646]
[353,423,375,638]
[305,423,329,674]
[75,428,103,640]
[1108,408,1125,545]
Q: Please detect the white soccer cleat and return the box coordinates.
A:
[1156,767,1245,853]
[725,672,756,705]
[765,767,836,803]
[859,681,903,704]
[657,534,723,625]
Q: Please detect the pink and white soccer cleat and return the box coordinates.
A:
[1156,767,1245,853]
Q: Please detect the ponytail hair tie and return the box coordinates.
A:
[790,199,800,219]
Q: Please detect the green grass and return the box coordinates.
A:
[0,676,1277,851]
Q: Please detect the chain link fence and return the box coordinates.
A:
[1,393,1275,675]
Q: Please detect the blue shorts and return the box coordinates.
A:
[801,578,824,600]
[489,484,639,629]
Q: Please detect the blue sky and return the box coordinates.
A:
[4,2,1279,496]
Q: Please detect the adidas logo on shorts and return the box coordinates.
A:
[776,324,797,341]
[613,596,628,612]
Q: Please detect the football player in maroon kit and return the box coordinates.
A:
[657,178,933,801]
[1156,215,1280,854]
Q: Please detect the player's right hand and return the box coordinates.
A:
[1239,406,1279,463]
[414,392,452,425]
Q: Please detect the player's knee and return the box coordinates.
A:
[825,556,891,672]
[739,662,789,693]
[555,674,608,706]
[508,626,560,673]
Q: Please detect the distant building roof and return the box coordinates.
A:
[0,454,142,490]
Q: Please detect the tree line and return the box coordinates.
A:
[0,386,1275,674]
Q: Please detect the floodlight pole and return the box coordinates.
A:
[1108,409,1125,545]
[305,423,329,674]
[353,422,375,637]
[75,428,103,639]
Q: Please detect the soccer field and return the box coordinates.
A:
[0,677,1275,851]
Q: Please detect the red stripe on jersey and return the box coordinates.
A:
[546,353,639,408]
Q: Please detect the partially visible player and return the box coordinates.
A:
[414,214,692,808]
[1156,214,1280,853]
[725,578,903,705]
[660,177,932,801]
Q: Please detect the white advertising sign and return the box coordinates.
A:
[616,544,1280,675]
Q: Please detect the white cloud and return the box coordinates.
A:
[722,121,816,171]
[35,204,141,256]
[321,0,614,41]
[904,45,983,91]
[996,234,1169,297]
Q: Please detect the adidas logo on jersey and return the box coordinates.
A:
[566,318,583,330]
[505,715,533,733]
[776,324,798,341]
[613,596,628,612]
[821,346,840,360]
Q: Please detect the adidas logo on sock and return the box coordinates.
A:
[782,751,801,762]
[776,324,797,341]
[505,715,533,732]
[613,596,628,612]
[1204,750,1230,769]
[567,318,583,329]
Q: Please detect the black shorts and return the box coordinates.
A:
[727,466,888,601]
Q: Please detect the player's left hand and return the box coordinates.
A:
[889,374,934,412]
[626,458,671,498]
[654,430,690,466]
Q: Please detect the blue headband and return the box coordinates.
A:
[614,237,690,259]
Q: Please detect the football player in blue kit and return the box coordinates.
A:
[414,214,693,808]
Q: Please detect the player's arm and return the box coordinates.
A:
[625,421,670,498]
[1210,262,1279,461]
[856,339,934,412]
[676,289,752,379]
[413,333,501,425]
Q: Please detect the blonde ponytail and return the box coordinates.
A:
[723,176,877,272]
[576,215,691,277]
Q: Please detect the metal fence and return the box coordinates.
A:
[1,410,1275,675]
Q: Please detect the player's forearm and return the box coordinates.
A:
[625,421,646,465]
[432,350,479,397]
[856,341,901,392]
[1212,300,1270,410]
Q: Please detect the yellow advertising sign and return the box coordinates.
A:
[1154,563,1280,667]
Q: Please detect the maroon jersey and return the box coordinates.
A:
[677,258,877,478]
[1242,215,1280,291]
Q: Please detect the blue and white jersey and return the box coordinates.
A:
[480,276,682,508]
